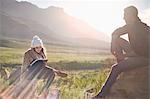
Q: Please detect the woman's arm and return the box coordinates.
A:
[22,53,31,71]
[45,65,68,77]
[21,52,33,79]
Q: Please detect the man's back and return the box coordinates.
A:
[127,20,150,58]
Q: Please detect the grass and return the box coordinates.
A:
[47,52,112,63]
[0,77,9,94]
[0,47,25,65]
[52,69,110,99]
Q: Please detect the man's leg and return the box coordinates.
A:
[116,38,132,53]
[114,38,133,62]
[94,38,132,97]
[94,57,149,98]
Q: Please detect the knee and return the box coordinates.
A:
[111,64,122,74]
[117,38,129,45]
[114,37,122,43]
[48,69,55,77]
[42,68,55,79]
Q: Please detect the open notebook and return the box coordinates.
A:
[29,59,48,67]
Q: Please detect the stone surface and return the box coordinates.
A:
[105,66,149,99]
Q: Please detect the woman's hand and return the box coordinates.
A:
[54,70,68,77]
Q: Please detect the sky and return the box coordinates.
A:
[17,0,150,37]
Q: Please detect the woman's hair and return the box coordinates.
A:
[42,46,47,59]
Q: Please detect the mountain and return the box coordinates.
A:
[0,0,110,48]
[0,11,57,41]
[0,12,32,39]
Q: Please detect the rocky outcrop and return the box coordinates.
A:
[105,66,149,99]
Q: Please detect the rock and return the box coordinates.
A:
[105,66,149,99]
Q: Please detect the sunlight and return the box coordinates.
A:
[64,1,126,36]
[16,0,130,37]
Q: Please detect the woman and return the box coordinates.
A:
[22,36,66,76]
[19,35,67,98]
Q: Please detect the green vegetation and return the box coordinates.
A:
[0,77,9,93]
[0,47,25,65]
[0,39,115,99]
[53,69,110,99]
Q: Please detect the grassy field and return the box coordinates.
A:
[0,39,115,99]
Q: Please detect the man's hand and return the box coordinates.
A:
[111,37,118,56]
[111,41,116,56]
[116,54,125,63]
[111,35,125,63]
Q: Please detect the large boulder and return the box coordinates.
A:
[105,66,149,99]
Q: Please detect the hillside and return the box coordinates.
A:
[0,0,110,49]
[0,11,58,41]
[1,0,109,40]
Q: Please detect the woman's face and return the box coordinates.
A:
[34,46,42,53]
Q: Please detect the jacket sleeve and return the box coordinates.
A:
[21,51,33,79]
[112,25,128,38]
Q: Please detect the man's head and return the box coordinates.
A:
[124,6,138,24]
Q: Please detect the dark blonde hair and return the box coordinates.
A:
[41,47,47,59]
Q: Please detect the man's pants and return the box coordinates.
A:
[99,38,149,96]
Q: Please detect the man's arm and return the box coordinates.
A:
[111,25,128,57]
[112,25,128,39]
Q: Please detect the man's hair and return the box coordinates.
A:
[124,6,138,17]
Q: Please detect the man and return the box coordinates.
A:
[92,6,150,99]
